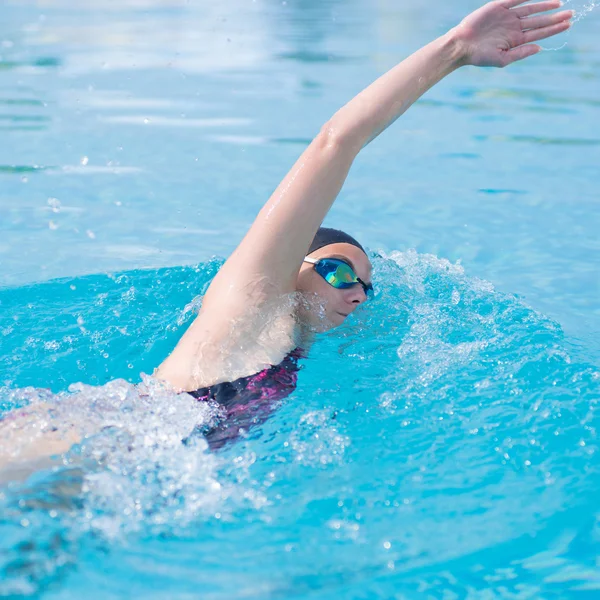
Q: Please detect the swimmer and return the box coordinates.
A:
[1,0,574,466]
[154,0,573,433]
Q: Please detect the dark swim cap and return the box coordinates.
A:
[307,227,366,256]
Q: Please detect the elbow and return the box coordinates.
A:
[316,120,362,156]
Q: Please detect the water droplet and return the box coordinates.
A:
[143,118,149,124]
[86,230,96,239]
[47,197,61,213]
[383,541,391,549]
[80,156,89,166]
[49,220,58,230]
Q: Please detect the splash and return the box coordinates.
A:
[564,0,598,23]
[538,0,597,51]
[0,255,598,597]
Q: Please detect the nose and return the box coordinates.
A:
[345,284,367,305]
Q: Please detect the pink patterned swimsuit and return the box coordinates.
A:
[189,348,303,449]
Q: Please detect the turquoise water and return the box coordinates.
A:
[1,0,599,597]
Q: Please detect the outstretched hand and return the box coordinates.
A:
[456,0,573,67]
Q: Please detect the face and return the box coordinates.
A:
[295,242,373,331]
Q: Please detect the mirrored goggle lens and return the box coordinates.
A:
[316,259,357,288]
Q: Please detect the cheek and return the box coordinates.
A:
[296,269,315,294]
[297,274,339,312]
[298,270,327,297]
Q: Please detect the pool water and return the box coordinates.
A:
[1,0,599,598]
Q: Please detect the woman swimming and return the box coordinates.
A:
[155,0,573,417]
[1,0,573,465]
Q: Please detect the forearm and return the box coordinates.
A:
[0,404,80,469]
[326,30,465,150]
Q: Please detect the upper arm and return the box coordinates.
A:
[155,128,359,389]
[207,127,358,301]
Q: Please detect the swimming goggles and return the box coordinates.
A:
[303,257,374,298]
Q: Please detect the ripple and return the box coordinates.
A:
[0,57,61,71]
[208,134,267,145]
[151,227,222,236]
[57,165,142,175]
[418,98,491,112]
[475,134,600,146]
[0,165,50,174]
[478,188,528,195]
[208,135,312,146]
[64,90,194,111]
[0,99,44,107]
[0,115,50,123]
[271,137,312,146]
[275,51,362,63]
[0,125,46,132]
[440,152,480,160]
[102,115,251,128]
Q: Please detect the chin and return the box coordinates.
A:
[304,312,340,333]
[325,312,346,329]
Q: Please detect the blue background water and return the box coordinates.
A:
[1,0,599,597]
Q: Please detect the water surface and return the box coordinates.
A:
[1,0,599,597]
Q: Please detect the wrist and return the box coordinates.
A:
[441,26,471,69]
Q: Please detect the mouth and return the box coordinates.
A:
[336,311,350,318]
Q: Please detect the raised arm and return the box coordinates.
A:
[206,0,571,293]
[157,0,572,388]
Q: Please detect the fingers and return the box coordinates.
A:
[505,44,542,64]
[500,0,558,8]
[513,0,562,17]
[521,9,573,30]
[500,0,534,7]
[522,18,571,43]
